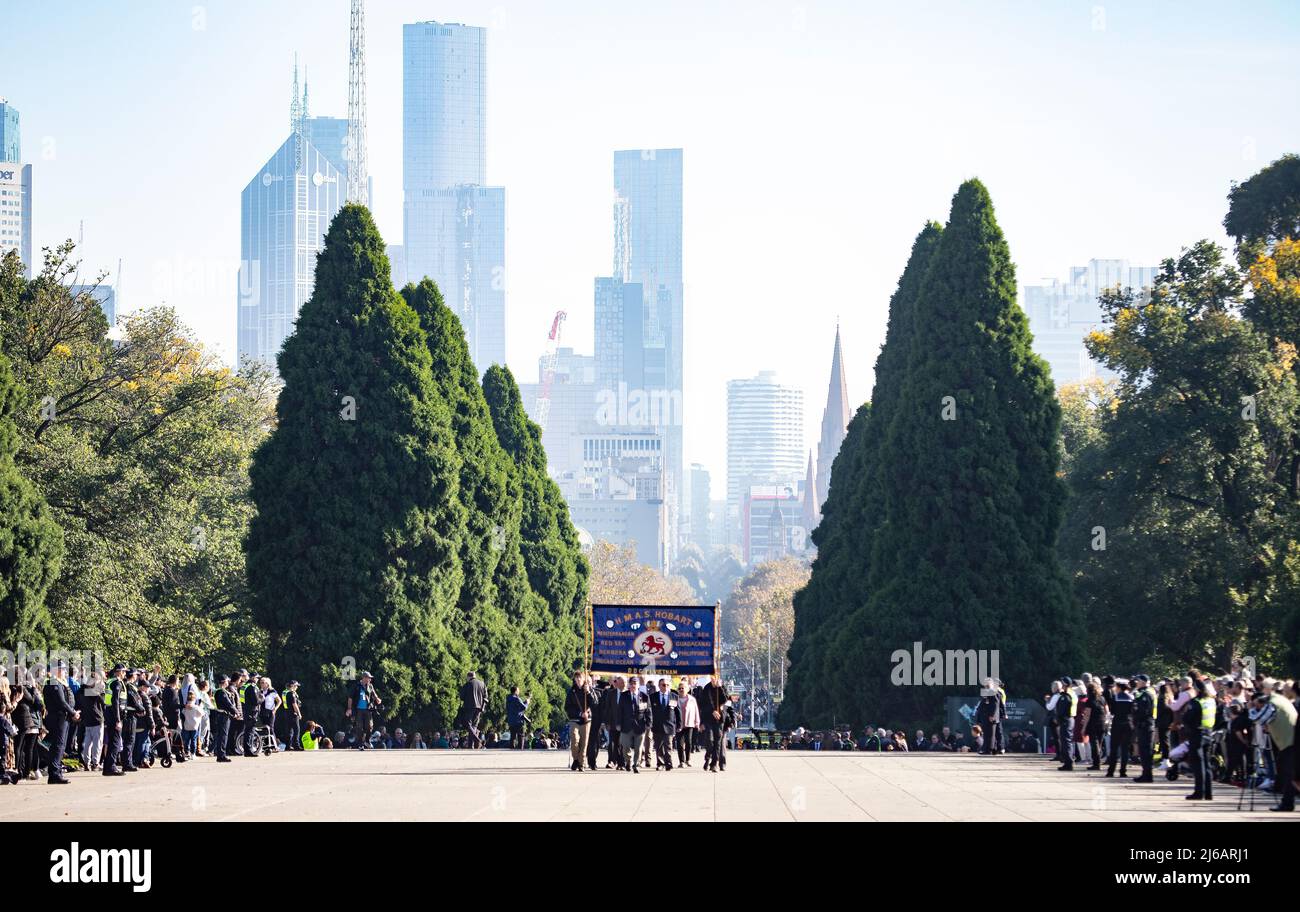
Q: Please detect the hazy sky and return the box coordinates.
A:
[4,0,1299,494]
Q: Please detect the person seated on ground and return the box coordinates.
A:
[928,734,949,752]
[432,731,448,749]
[940,726,959,750]
[890,731,909,751]
[1022,729,1040,753]
[913,729,928,751]
[301,721,324,751]
[969,724,984,753]
[392,728,407,749]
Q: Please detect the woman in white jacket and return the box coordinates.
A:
[675,680,701,767]
[1045,680,1063,762]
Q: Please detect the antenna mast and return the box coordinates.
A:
[346,0,369,206]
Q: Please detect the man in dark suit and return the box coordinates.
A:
[458,670,488,749]
[618,675,650,773]
[42,660,80,784]
[649,678,681,770]
[695,674,727,772]
[601,676,624,769]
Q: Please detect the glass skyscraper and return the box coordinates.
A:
[237,132,344,369]
[402,20,505,371]
[0,99,18,164]
[612,149,684,542]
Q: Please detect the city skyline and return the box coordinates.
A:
[4,1,1299,494]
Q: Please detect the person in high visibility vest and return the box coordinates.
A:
[1184,677,1216,800]
[301,720,323,751]
[1131,674,1158,782]
[1056,676,1079,771]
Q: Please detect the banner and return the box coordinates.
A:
[945,696,1046,737]
[588,604,717,676]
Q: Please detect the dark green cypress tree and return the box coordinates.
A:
[781,223,942,728]
[245,204,466,723]
[845,180,1081,728]
[483,364,587,717]
[0,348,63,647]
[402,278,575,723]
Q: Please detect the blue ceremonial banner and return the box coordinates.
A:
[588,604,718,676]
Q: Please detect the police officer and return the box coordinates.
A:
[100,664,127,775]
[1105,679,1135,778]
[1184,678,1215,800]
[227,670,247,756]
[1132,674,1157,782]
[1056,676,1078,771]
[240,670,261,757]
[42,660,79,784]
[282,681,303,751]
[211,674,237,762]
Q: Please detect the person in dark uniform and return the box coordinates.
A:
[1056,676,1077,771]
[649,677,680,770]
[101,664,127,776]
[1132,674,1157,782]
[211,674,237,762]
[281,681,303,751]
[717,692,738,771]
[1105,679,1135,777]
[121,670,145,771]
[601,676,624,769]
[1184,677,1215,801]
[240,671,261,757]
[457,671,487,749]
[696,674,728,772]
[42,660,79,784]
[226,670,247,756]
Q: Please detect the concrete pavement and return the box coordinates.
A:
[1,749,1288,822]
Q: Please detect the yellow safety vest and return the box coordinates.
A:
[1198,697,1215,731]
[1066,691,1078,717]
[301,730,317,751]
[1144,687,1157,718]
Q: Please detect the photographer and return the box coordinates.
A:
[345,671,382,751]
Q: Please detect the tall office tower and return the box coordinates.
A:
[612,149,684,542]
[0,160,32,280]
[0,99,18,163]
[237,67,345,369]
[726,371,804,554]
[402,20,506,371]
[813,325,851,514]
[594,277,645,391]
[1023,259,1159,385]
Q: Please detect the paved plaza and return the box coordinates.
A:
[2,749,1289,822]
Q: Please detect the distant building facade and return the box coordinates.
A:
[726,371,804,553]
[1024,259,1159,385]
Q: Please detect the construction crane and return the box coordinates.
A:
[536,310,567,433]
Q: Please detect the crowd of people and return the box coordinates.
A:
[1,660,324,785]
[7,654,1296,815]
[1040,666,1297,811]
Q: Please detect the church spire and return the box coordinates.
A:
[802,448,819,536]
[814,325,851,509]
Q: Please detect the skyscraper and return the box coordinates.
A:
[237,68,344,369]
[0,161,32,281]
[726,371,804,551]
[612,149,684,542]
[813,325,851,513]
[0,98,18,163]
[402,20,506,371]
[1023,259,1159,385]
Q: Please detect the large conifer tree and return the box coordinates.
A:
[246,205,466,722]
[845,180,1080,726]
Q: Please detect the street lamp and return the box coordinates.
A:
[765,623,772,728]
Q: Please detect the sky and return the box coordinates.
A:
[3,0,1299,496]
